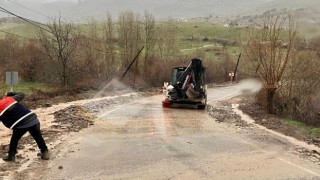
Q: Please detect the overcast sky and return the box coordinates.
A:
[1,0,77,4]
[1,0,319,24]
[15,0,77,3]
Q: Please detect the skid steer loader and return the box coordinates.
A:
[162,58,207,109]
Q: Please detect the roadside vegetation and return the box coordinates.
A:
[243,11,320,127]
[0,9,319,130]
[285,118,320,137]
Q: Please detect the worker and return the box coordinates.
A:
[0,92,49,162]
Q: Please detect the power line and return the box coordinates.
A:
[0,7,45,26]
[6,0,82,22]
[0,6,119,55]
[2,2,107,44]
[0,28,184,57]
[0,6,183,57]
[0,28,133,56]
[0,29,33,40]
[0,7,52,34]
[1,2,199,48]
[6,0,48,18]
[0,29,133,56]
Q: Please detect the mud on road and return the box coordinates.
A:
[208,97,320,166]
[0,106,94,178]
[0,86,319,179]
[0,91,147,179]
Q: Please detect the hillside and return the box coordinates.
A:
[1,0,320,22]
[0,17,38,38]
[257,0,320,11]
[0,0,319,38]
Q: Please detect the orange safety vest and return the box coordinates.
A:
[0,97,17,116]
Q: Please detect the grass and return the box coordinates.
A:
[175,22,246,57]
[284,118,320,137]
[175,22,244,40]
[298,23,320,39]
[0,23,38,39]
[0,21,242,55]
[1,82,55,96]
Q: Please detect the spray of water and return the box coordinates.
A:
[235,78,263,96]
[93,78,137,98]
[80,78,147,120]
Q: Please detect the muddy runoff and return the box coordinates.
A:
[208,98,320,165]
[0,92,144,179]
[40,91,320,179]
[0,80,319,179]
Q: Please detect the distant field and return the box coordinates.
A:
[298,22,320,39]
[1,20,316,58]
[0,21,243,54]
[0,23,38,39]
[174,22,244,57]
[175,22,245,41]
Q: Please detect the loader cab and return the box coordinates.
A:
[171,67,187,85]
[162,58,207,109]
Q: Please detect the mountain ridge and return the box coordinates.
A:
[0,0,319,22]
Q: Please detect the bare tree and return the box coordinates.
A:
[156,19,180,61]
[309,36,320,58]
[83,18,103,78]
[18,41,45,82]
[142,11,156,71]
[244,11,297,113]
[118,11,143,78]
[0,35,20,72]
[102,12,117,78]
[38,15,80,87]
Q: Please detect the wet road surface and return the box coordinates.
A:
[42,84,320,179]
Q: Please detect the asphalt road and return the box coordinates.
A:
[41,83,320,180]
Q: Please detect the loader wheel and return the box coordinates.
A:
[197,104,206,110]
[162,101,171,108]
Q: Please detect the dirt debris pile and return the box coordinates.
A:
[207,101,252,128]
[0,89,157,179]
[0,105,95,178]
[209,96,320,165]
[52,105,95,132]
[294,147,320,165]
[238,97,320,148]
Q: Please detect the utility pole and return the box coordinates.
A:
[121,46,144,79]
[233,53,241,82]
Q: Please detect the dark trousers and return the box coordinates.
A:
[9,123,48,155]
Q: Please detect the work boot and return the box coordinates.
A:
[41,150,50,160]
[2,154,15,162]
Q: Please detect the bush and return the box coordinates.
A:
[274,49,320,125]
[202,37,209,41]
